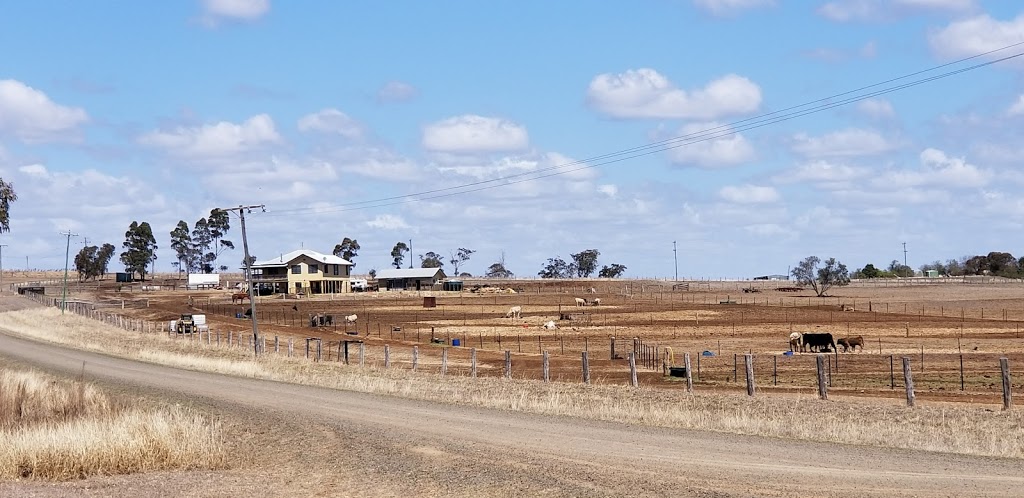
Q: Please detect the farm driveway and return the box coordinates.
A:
[0,331,1021,497]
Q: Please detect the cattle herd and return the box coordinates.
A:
[788,332,864,353]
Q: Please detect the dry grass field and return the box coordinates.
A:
[0,366,226,480]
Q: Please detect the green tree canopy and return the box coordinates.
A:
[120,221,158,281]
[792,255,849,297]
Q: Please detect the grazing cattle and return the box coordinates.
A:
[542,320,558,330]
[789,332,802,352]
[800,333,837,353]
[841,304,855,312]
[837,336,864,353]
[505,306,522,319]
[344,314,358,324]
[574,297,587,307]
[591,298,601,306]
[231,292,249,304]
[588,287,597,294]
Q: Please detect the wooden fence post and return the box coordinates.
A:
[683,352,693,392]
[504,350,512,379]
[316,339,322,362]
[816,355,828,400]
[441,348,448,377]
[629,352,638,387]
[744,354,755,396]
[358,343,365,367]
[288,338,293,357]
[384,345,391,368]
[1000,357,1012,410]
[542,351,549,382]
[412,346,418,371]
[470,348,477,378]
[582,351,590,384]
[903,357,915,407]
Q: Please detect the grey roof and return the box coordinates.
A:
[375,268,447,280]
[251,249,353,268]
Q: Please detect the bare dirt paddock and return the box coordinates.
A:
[53,276,1024,406]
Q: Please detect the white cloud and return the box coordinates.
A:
[199,0,270,26]
[791,128,900,158]
[929,14,1024,59]
[0,79,88,143]
[138,114,281,160]
[873,148,991,189]
[586,69,761,120]
[377,81,418,103]
[718,184,780,204]
[776,160,870,186]
[856,98,895,119]
[422,115,529,153]
[597,184,618,197]
[297,108,363,139]
[1007,95,1024,116]
[819,0,975,22]
[366,214,410,230]
[667,122,755,168]
[692,0,774,17]
[199,156,338,202]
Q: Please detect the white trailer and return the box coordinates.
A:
[187,273,220,290]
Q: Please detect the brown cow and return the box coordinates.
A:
[837,336,864,353]
[231,292,249,304]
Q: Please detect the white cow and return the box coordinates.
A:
[789,332,802,352]
[344,314,358,324]
[591,298,601,306]
[574,297,587,307]
[542,320,558,330]
[588,287,597,294]
[505,306,522,319]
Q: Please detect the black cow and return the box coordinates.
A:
[800,333,837,353]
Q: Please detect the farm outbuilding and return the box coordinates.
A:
[375,268,447,291]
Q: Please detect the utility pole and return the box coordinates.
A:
[673,241,678,281]
[0,244,7,293]
[408,239,413,269]
[221,204,265,357]
[60,230,78,314]
[903,242,908,267]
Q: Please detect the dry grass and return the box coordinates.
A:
[2,307,1023,459]
[0,367,226,480]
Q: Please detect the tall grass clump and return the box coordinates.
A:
[0,367,226,480]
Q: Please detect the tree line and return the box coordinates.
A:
[853,251,1024,279]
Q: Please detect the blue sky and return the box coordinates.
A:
[2,0,1024,278]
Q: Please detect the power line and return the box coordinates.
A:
[263,42,1024,218]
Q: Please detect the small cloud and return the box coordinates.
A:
[929,14,1024,60]
[586,69,761,120]
[776,160,870,186]
[422,115,528,153]
[692,0,775,17]
[856,98,895,119]
[297,108,364,139]
[1007,95,1024,116]
[377,81,418,103]
[873,148,992,189]
[597,184,618,197]
[791,128,900,158]
[366,214,410,230]
[138,113,281,160]
[719,184,780,204]
[199,0,270,27]
[667,122,755,168]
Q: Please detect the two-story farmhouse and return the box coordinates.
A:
[249,249,353,295]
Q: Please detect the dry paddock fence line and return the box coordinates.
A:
[18,291,1020,411]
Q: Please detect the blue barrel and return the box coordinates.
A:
[452,338,461,347]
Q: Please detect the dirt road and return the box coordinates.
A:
[1,331,1021,497]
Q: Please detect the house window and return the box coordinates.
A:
[333,265,339,276]
[291,264,301,274]
[309,264,319,274]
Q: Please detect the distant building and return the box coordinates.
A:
[375,268,447,291]
[248,249,353,295]
[753,274,790,281]
[925,269,939,278]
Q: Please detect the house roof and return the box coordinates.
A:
[251,249,353,268]
[375,268,446,280]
